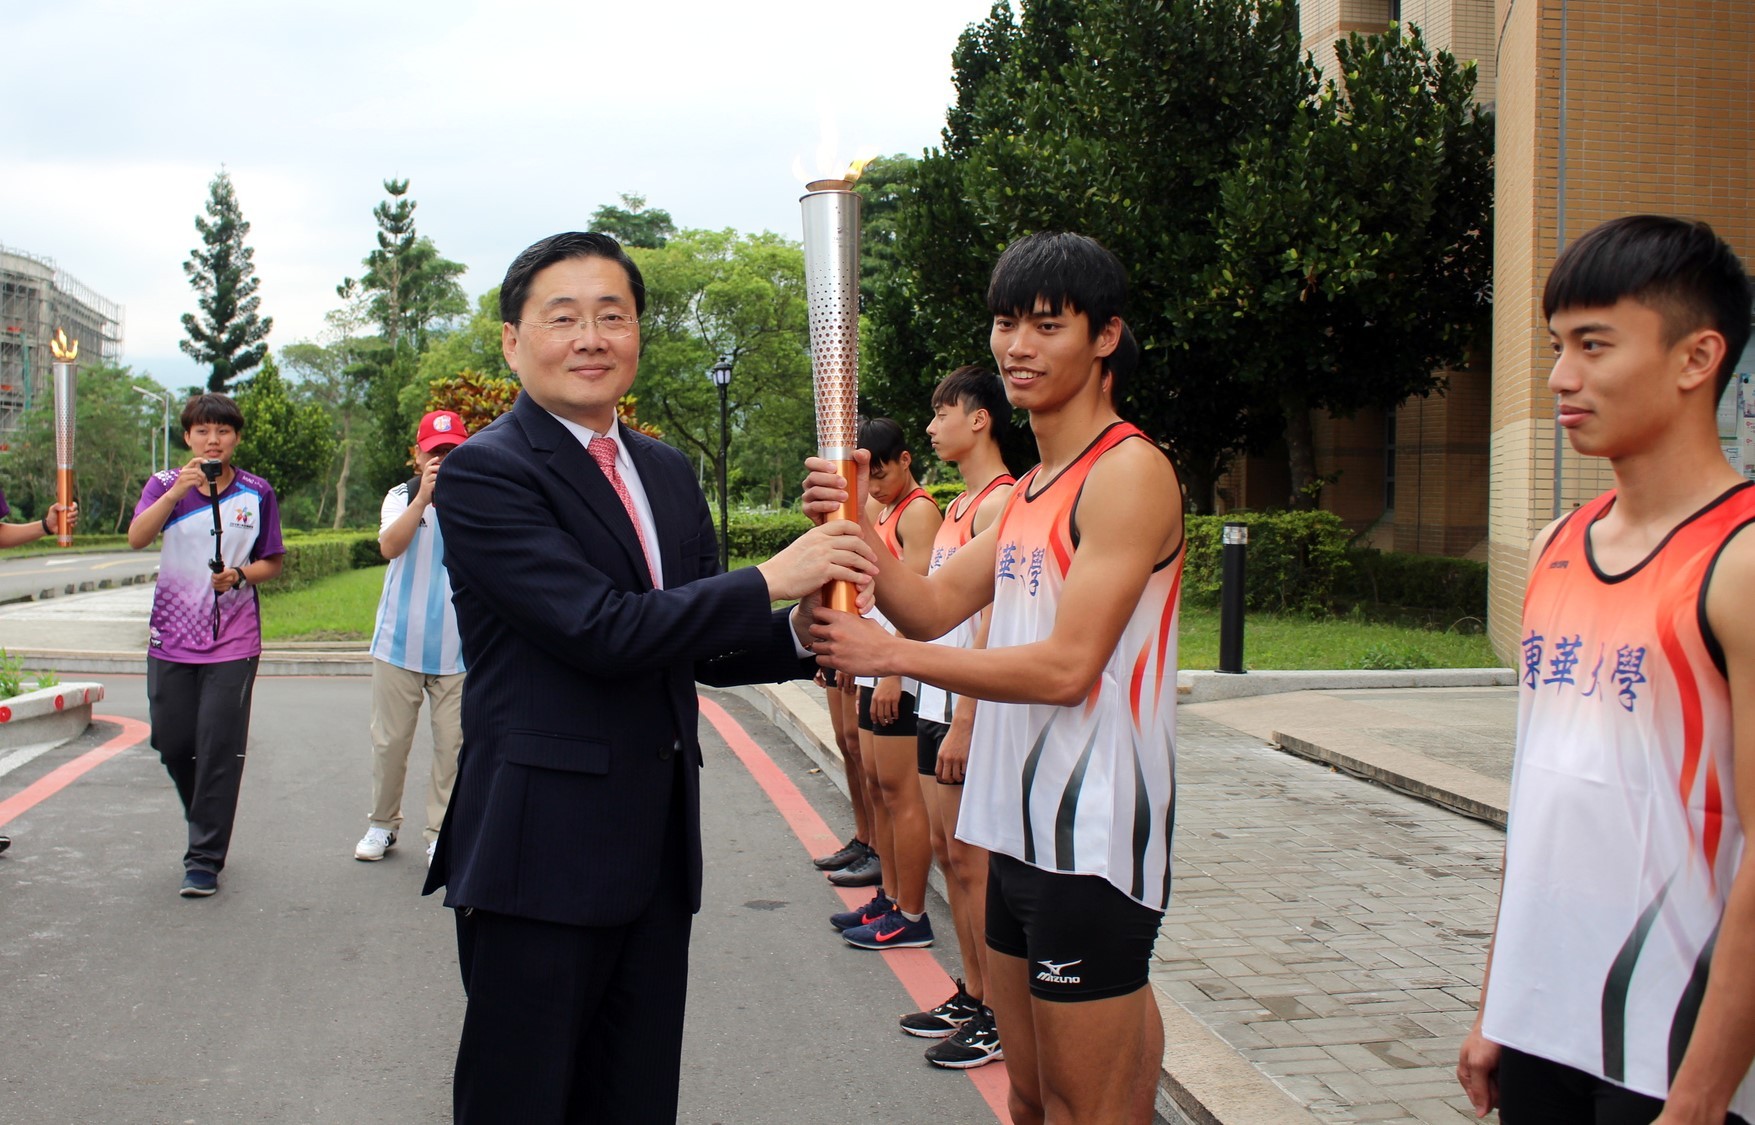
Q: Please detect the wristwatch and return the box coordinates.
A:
[233,566,248,590]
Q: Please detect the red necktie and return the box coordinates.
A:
[587,435,657,584]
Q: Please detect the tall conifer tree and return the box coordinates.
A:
[180,169,273,392]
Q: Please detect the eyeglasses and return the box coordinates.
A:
[518,312,639,340]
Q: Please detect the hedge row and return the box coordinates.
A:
[1338,548,1488,624]
[316,502,1486,620]
[273,532,383,592]
[1182,511,1355,613]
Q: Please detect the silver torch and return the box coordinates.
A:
[800,174,863,613]
[49,328,77,548]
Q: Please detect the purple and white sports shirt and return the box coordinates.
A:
[134,467,284,663]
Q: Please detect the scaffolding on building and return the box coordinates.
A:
[0,242,125,449]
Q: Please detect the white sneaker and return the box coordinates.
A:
[354,826,396,861]
[425,838,437,867]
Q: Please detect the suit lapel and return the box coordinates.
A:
[513,395,653,590]
[623,429,686,584]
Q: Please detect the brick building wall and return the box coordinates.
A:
[1487,0,1755,659]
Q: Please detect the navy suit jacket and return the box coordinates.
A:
[422,393,813,927]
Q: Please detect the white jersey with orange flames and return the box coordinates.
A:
[957,423,1182,911]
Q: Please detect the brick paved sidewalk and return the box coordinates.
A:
[1159,714,1502,1124]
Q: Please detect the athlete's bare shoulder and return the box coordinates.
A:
[1078,432,1182,558]
[1705,522,1755,651]
[970,478,1016,537]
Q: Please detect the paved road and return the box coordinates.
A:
[0,550,159,604]
[0,678,1001,1124]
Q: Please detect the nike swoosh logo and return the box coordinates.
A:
[875,926,909,943]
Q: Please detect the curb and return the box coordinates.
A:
[0,682,103,752]
[736,682,1318,1125]
[1272,731,1509,827]
[10,649,374,678]
[1177,667,1514,703]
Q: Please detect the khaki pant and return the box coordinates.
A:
[369,660,463,842]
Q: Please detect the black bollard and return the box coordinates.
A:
[1217,522,1247,674]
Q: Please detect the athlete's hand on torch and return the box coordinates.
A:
[802,451,870,528]
[43,502,78,535]
[808,606,900,679]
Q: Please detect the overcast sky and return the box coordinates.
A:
[3,0,999,390]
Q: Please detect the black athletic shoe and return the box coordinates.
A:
[925,1005,1004,1069]
[826,850,882,887]
[901,979,979,1038]
[812,836,869,871]
[178,870,218,898]
[0,834,10,855]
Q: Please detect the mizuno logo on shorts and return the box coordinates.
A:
[1035,958,1083,985]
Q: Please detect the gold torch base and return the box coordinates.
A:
[824,457,860,614]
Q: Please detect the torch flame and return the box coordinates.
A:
[843,149,880,184]
[50,328,78,362]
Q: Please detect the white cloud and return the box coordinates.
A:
[3,0,1000,389]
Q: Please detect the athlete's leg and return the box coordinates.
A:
[826,678,872,846]
[856,719,894,895]
[1032,985,1161,1123]
[986,949,1042,1124]
[939,783,989,1002]
[873,729,931,915]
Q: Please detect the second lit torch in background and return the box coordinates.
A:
[49,328,77,548]
[800,169,867,613]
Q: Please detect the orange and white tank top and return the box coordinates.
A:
[858,486,936,692]
[1483,482,1755,1113]
[918,474,1016,725]
[959,423,1182,910]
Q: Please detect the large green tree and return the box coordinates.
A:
[630,229,816,507]
[866,0,1490,512]
[180,169,273,392]
[1,364,158,532]
[590,193,677,249]
[338,178,470,496]
[280,303,383,528]
[340,178,469,354]
[1199,26,1493,506]
[233,352,335,523]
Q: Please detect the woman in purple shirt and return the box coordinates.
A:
[127,394,284,898]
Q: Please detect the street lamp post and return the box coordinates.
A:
[708,356,733,573]
[132,384,173,475]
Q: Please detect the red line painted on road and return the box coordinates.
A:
[0,716,150,829]
[698,695,1011,1121]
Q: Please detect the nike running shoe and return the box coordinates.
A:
[826,849,882,887]
[812,836,870,871]
[843,910,934,950]
[830,892,894,933]
[925,1004,1003,1069]
[900,979,979,1038]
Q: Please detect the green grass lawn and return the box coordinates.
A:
[259,564,1506,670]
[1176,604,1501,671]
[260,566,386,642]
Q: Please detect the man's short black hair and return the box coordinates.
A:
[1544,214,1752,397]
[857,417,909,465]
[181,392,245,434]
[931,365,1008,432]
[986,231,1127,340]
[1104,323,1139,403]
[499,232,646,324]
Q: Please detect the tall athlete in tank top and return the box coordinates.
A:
[1458,216,1755,1123]
[806,232,1182,1124]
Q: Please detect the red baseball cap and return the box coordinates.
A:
[417,410,469,452]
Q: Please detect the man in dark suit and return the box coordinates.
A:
[424,232,874,1123]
